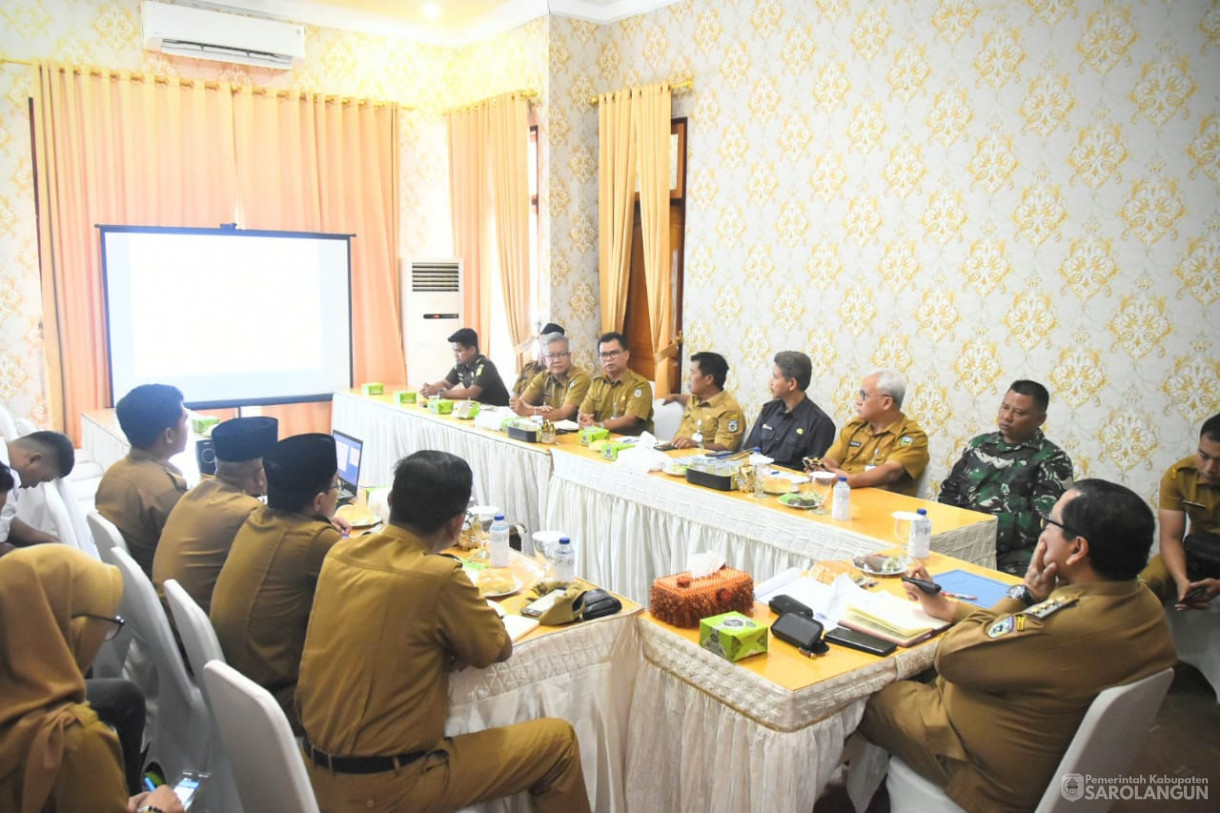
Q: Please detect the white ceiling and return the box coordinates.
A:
[190,0,680,47]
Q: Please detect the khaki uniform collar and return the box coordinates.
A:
[377,522,438,554]
[692,388,728,408]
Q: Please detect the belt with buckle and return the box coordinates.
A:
[302,739,429,775]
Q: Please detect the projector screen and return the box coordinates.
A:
[101,226,353,409]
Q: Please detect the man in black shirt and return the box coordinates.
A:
[743,351,835,470]
[420,328,511,406]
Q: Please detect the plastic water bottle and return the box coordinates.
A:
[553,536,576,583]
[489,514,510,568]
[831,476,851,521]
[909,508,932,560]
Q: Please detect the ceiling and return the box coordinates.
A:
[191,0,680,47]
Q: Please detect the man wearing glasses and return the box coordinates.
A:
[513,333,591,422]
[859,479,1176,812]
[817,369,929,496]
[510,321,565,401]
[578,332,654,435]
[938,381,1074,575]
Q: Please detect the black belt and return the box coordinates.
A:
[303,739,429,775]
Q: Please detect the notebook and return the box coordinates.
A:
[332,430,363,503]
[840,591,951,647]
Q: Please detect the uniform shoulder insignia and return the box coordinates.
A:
[475,364,484,376]
[900,435,913,446]
[728,418,739,432]
[987,616,1015,639]
[1022,597,1079,619]
[633,388,642,397]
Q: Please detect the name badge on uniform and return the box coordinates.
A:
[900,436,913,446]
[849,440,863,447]
[987,616,1015,639]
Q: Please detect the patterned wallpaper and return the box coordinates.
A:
[546,0,1220,501]
[2,0,1219,504]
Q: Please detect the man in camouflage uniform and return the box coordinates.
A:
[939,380,1073,574]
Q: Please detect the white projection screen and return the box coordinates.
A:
[101,226,353,409]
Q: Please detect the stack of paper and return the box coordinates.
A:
[841,591,949,646]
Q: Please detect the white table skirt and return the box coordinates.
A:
[446,608,641,813]
[547,450,996,606]
[331,392,553,536]
[625,619,936,813]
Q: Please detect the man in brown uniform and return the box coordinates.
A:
[152,416,278,612]
[210,433,343,732]
[578,331,654,435]
[514,333,592,422]
[819,369,929,496]
[860,479,1176,812]
[95,384,190,575]
[1141,412,1220,608]
[666,351,746,452]
[297,450,590,812]
[510,322,565,404]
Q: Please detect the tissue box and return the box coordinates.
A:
[361,382,384,396]
[392,390,416,405]
[454,401,480,420]
[580,426,610,446]
[189,415,220,435]
[601,438,638,460]
[650,567,755,628]
[507,423,539,442]
[428,398,454,414]
[700,612,768,662]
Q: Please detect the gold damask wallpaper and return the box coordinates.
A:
[1,0,1218,504]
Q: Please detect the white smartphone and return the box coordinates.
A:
[521,591,560,618]
[173,771,210,810]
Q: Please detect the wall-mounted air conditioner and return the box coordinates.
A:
[402,260,464,385]
[141,1,306,71]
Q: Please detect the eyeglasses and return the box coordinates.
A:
[545,352,571,359]
[599,350,623,360]
[1040,514,1081,538]
[74,613,126,641]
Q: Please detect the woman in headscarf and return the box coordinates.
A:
[0,546,183,813]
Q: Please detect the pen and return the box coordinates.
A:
[944,592,977,601]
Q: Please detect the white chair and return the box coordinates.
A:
[886,667,1175,813]
[652,398,684,443]
[165,580,244,813]
[0,401,19,441]
[90,511,134,679]
[89,510,130,556]
[13,480,88,555]
[202,661,321,813]
[1167,603,1220,702]
[102,546,210,782]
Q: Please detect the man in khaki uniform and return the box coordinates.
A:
[860,479,1176,812]
[819,369,929,496]
[514,333,591,422]
[666,351,745,452]
[210,433,343,732]
[578,331,654,435]
[297,451,590,813]
[153,416,278,612]
[510,322,565,403]
[95,384,190,575]
[1140,412,1220,608]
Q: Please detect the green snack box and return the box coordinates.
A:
[392,390,416,405]
[580,426,610,446]
[361,382,384,396]
[428,398,454,415]
[601,438,638,460]
[699,611,768,662]
[189,415,220,435]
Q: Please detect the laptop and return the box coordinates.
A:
[332,431,363,504]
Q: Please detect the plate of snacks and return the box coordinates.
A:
[852,553,911,577]
[476,572,523,599]
[335,503,380,528]
[778,492,822,510]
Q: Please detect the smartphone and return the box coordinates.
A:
[1181,585,1209,603]
[521,592,560,618]
[768,594,814,617]
[172,771,210,810]
[901,576,942,595]
[825,626,897,657]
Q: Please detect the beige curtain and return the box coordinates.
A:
[486,93,532,367]
[597,90,636,333]
[633,83,673,395]
[448,105,491,341]
[32,63,237,440]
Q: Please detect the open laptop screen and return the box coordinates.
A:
[332,431,363,499]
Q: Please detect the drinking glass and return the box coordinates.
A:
[810,471,836,514]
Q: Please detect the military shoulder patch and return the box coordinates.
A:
[475,364,484,376]
[987,616,1015,639]
[728,418,740,433]
[900,436,913,446]
[633,388,642,397]
[1022,597,1078,620]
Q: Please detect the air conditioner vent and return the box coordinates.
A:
[411,262,460,293]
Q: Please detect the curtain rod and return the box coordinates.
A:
[590,78,694,106]
[1,58,410,109]
[444,88,540,114]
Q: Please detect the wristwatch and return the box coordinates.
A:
[1006,584,1036,607]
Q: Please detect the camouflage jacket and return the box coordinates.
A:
[938,429,1074,556]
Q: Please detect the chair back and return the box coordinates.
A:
[102,546,210,779]
[0,402,18,441]
[652,398,685,443]
[202,661,321,813]
[88,510,130,556]
[54,478,98,558]
[1034,666,1175,813]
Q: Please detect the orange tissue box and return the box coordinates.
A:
[650,566,755,629]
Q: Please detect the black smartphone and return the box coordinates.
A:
[768,594,814,617]
[825,626,897,657]
[1181,585,1209,603]
[901,576,942,595]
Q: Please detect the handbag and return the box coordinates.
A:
[1183,531,1220,580]
[579,588,623,620]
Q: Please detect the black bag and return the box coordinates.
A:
[1184,531,1220,580]
[770,612,828,654]
[580,588,623,620]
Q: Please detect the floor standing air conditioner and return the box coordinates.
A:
[402,259,463,385]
